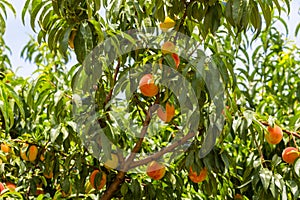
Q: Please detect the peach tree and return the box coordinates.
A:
[1,0,300,199]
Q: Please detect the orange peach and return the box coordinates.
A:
[265,125,283,145]
[146,161,166,180]
[282,147,299,164]
[0,182,4,194]
[139,74,159,97]
[157,103,175,123]
[89,170,107,190]
[20,144,38,162]
[1,143,10,153]
[188,167,207,183]
[6,182,16,191]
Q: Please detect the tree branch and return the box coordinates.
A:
[104,58,121,106]
[260,121,300,139]
[129,131,195,169]
[100,103,153,200]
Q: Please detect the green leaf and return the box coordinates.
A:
[269,176,277,198]
[121,183,129,196]
[88,19,104,43]
[0,0,16,17]
[30,0,43,32]
[257,0,272,29]
[61,178,71,194]
[287,180,298,196]
[294,158,300,177]
[74,22,94,63]
[61,126,69,141]
[95,0,101,11]
[131,179,142,200]
[50,124,62,143]
[243,110,253,127]
[295,23,300,37]
[273,174,283,191]
[154,4,164,22]
[145,184,156,199]
[250,1,261,38]
[225,0,234,26]
[54,90,64,106]
[101,131,112,161]
[259,168,272,191]
[4,83,25,119]
[232,0,243,25]
[283,0,290,13]
[203,5,221,35]
[238,0,249,31]
[59,25,73,56]
[199,125,219,158]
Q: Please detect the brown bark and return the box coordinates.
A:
[100,106,152,200]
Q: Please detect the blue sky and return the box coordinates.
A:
[3,1,300,78]
[4,2,35,77]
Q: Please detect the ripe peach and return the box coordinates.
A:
[146,161,166,180]
[139,74,159,97]
[265,125,283,145]
[188,167,207,183]
[20,144,38,162]
[282,147,299,164]
[1,143,10,153]
[161,41,176,54]
[89,170,107,190]
[0,182,4,194]
[6,182,16,191]
[171,53,180,69]
[157,103,175,123]
[159,17,176,32]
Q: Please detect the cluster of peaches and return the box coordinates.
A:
[138,16,181,123]
[137,17,207,184]
[0,143,117,195]
[265,124,300,164]
[0,143,62,196]
[146,160,207,184]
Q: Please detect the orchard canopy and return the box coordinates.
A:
[1,0,300,199]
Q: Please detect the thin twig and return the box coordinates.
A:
[260,121,300,139]
[104,58,121,106]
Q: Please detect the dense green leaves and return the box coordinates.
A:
[0,0,300,199]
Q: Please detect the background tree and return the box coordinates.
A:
[1,0,300,199]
